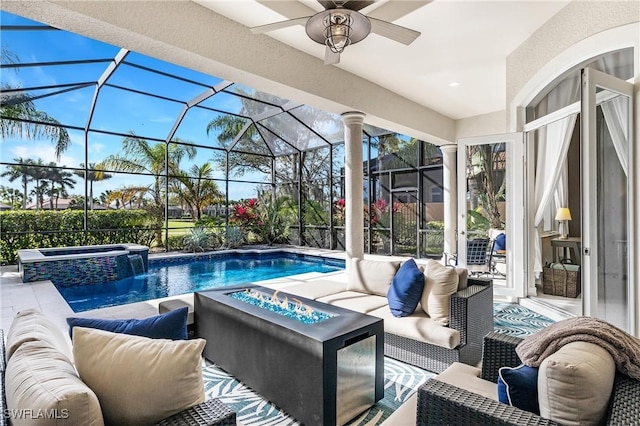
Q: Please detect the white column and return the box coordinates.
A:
[342,111,366,267]
[440,144,458,258]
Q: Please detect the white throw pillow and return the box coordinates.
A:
[421,259,459,325]
[538,341,615,426]
[5,340,104,426]
[6,308,73,362]
[347,258,401,296]
[72,327,206,426]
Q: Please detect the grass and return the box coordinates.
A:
[167,220,195,236]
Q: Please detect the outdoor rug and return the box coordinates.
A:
[201,303,554,426]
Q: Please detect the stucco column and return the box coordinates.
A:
[440,144,458,259]
[342,111,366,267]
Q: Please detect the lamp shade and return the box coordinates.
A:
[555,207,572,221]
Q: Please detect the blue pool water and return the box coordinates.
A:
[56,252,344,312]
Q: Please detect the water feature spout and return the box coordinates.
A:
[128,254,145,276]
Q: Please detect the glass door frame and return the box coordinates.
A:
[457,133,526,299]
[581,67,635,332]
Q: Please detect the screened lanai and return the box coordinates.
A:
[0,10,447,264]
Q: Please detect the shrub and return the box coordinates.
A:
[182,227,213,252]
[0,210,152,264]
[225,226,245,249]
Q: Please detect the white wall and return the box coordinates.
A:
[507,0,640,334]
[455,110,507,140]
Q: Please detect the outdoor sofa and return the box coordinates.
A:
[417,331,640,425]
[0,311,235,426]
[279,257,494,373]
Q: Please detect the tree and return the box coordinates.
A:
[0,185,25,208]
[466,144,506,229]
[45,164,76,209]
[0,157,33,208]
[1,49,71,160]
[73,163,112,210]
[102,134,196,245]
[173,162,223,220]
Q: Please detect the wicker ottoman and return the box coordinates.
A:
[154,398,236,426]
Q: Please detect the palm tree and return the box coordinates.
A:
[45,164,76,209]
[0,185,25,208]
[0,157,34,208]
[73,163,112,210]
[27,159,48,210]
[1,50,71,160]
[103,134,196,245]
[173,162,223,220]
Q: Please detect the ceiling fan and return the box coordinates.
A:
[250,0,421,65]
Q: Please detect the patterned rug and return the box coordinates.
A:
[201,303,554,426]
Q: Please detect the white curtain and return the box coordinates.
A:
[533,113,578,275]
[601,96,629,176]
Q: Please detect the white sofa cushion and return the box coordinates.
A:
[538,341,615,426]
[317,292,388,313]
[6,308,73,362]
[347,258,401,296]
[281,279,347,300]
[435,362,497,400]
[367,306,460,349]
[421,260,459,325]
[72,327,206,426]
[5,340,104,426]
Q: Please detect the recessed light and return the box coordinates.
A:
[449,81,461,87]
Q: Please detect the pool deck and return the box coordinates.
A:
[1,247,412,335]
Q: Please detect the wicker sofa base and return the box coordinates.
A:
[384,278,494,373]
[384,332,474,374]
[416,331,640,426]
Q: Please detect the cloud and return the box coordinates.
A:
[11,143,76,167]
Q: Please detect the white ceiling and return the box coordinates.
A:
[194,0,570,120]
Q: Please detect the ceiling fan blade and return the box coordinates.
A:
[368,17,420,45]
[257,1,317,19]
[250,17,310,34]
[324,46,340,65]
[366,1,431,22]
[318,0,376,11]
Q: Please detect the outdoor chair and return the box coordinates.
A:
[416,331,640,425]
[446,238,492,276]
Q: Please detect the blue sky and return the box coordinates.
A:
[1,11,408,205]
[0,11,292,201]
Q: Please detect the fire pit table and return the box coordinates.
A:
[195,284,384,426]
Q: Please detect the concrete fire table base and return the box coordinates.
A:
[195,285,384,426]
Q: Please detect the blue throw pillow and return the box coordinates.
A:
[67,306,188,340]
[495,233,506,251]
[387,258,425,317]
[497,364,540,414]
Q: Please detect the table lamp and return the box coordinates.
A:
[555,207,572,239]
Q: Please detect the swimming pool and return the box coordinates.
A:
[56,251,345,312]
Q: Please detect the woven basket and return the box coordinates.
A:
[543,263,581,298]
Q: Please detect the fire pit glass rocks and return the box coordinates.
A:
[228,289,335,324]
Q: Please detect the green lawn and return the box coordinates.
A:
[167,220,195,236]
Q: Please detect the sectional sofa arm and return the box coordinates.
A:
[607,373,640,425]
[480,331,524,383]
[417,379,561,426]
[153,398,236,426]
[449,279,493,347]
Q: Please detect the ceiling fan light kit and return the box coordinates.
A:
[250,0,420,65]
